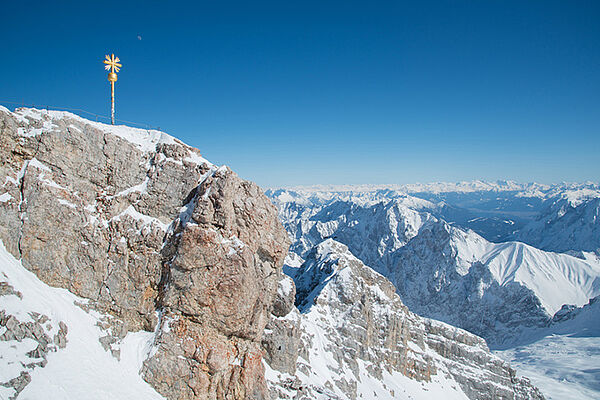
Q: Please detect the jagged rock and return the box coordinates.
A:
[143,167,290,399]
[0,107,290,400]
[265,240,545,400]
[54,321,68,349]
[0,281,69,396]
[0,282,22,298]
[262,272,301,376]
[0,107,218,331]
[3,372,31,400]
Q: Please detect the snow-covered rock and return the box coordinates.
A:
[268,181,600,246]
[267,184,600,399]
[0,241,164,400]
[386,222,600,347]
[265,240,544,400]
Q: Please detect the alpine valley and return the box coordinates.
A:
[1,106,598,400]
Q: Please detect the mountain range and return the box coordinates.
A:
[266,182,600,398]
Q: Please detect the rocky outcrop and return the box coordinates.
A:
[142,167,289,399]
[264,240,545,400]
[0,107,289,399]
[261,276,301,376]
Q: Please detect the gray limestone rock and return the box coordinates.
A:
[143,167,290,400]
[262,308,302,375]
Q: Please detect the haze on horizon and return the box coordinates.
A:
[1,1,599,187]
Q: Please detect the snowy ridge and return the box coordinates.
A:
[268,181,600,246]
[272,180,539,195]
[374,219,600,346]
[267,185,600,399]
[267,187,439,208]
[271,180,599,199]
[516,192,600,253]
[447,230,600,315]
[4,107,212,166]
[272,192,440,265]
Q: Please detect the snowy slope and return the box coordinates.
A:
[383,220,600,346]
[476,242,600,314]
[397,224,600,315]
[0,241,164,398]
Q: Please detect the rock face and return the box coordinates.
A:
[142,168,289,399]
[261,276,301,376]
[264,240,545,400]
[0,107,289,399]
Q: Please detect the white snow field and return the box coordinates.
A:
[497,335,600,400]
[496,296,600,400]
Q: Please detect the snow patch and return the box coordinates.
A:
[111,206,168,232]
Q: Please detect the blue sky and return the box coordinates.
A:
[2,1,599,187]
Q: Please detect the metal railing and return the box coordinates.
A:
[0,101,161,131]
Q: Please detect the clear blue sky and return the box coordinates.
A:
[2,1,599,187]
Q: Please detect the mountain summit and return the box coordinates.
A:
[0,107,289,399]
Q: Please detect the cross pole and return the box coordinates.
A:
[103,54,122,125]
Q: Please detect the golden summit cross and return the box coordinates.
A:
[103,54,122,125]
